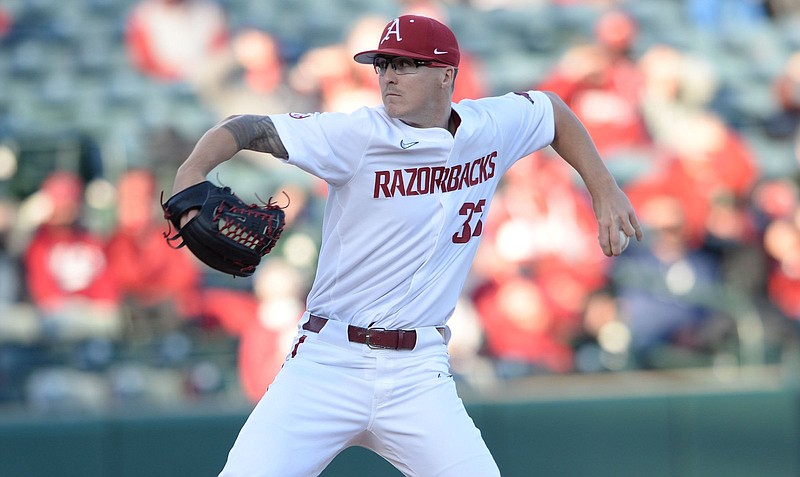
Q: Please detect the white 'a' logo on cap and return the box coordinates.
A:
[381,18,402,44]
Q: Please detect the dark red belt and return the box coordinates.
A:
[303,314,429,350]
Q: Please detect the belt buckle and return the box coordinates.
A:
[365,327,393,349]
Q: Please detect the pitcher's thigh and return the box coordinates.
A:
[219,354,368,476]
[376,377,500,477]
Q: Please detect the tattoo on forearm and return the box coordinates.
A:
[222,115,289,159]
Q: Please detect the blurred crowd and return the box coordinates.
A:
[2,0,800,410]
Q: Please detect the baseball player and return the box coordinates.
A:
[171,14,642,477]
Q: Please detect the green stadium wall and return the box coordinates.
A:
[1,389,798,477]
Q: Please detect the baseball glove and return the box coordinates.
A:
[162,181,285,277]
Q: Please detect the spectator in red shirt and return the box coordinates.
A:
[24,171,122,343]
[473,275,574,377]
[536,10,650,157]
[106,169,202,331]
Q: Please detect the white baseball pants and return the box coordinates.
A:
[218,316,501,477]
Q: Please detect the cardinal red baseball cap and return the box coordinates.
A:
[353,15,460,67]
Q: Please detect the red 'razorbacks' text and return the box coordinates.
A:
[373,151,497,199]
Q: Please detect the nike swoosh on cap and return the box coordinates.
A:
[400,140,419,149]
[433,49,448,55]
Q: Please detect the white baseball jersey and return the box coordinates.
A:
[269,90,554,329]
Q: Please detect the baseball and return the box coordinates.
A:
[619,230,630,252]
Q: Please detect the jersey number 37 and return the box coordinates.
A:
[452,199,486,244]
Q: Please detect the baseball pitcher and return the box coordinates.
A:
[166,14,642,477]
